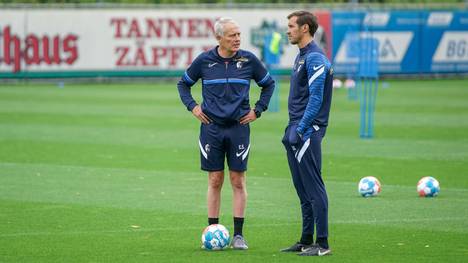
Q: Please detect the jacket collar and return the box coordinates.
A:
[210,46,242,62]
[299,41,316,56]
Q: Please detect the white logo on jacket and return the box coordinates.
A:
[313,64,324,71]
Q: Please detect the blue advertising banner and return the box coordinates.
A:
[424,11,468,73]
[332,10,468,75]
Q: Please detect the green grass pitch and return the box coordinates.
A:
[0,78,467,262]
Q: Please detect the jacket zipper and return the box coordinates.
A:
[225,61,229,88]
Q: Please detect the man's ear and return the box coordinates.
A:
[302,24,309,34]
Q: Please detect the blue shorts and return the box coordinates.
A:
[198,122,250,172]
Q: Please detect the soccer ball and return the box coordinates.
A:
[417,176,440,197]
[358,176,381,197]
[344,78,356,89]
[333,78,343,88]
[201,224,230,250]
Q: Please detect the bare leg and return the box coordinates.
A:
[207,171,224,218]
[230,171,247,217]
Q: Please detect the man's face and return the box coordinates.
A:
[287,16,303,45]
[217,22,241,53]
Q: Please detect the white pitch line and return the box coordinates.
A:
[1,217,467,238]
[2,162,468,192]
[331,217,468,224]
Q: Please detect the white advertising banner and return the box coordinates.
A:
[0,9,332,75]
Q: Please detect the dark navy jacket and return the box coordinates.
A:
[288,41,333,136]
[177,46,275,125]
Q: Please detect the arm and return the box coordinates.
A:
[239,55,275,124]
[176,55,212,124]
[296,52,329,136]
[252,55,275,115]
[177,72,198,112]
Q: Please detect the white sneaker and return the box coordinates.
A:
[231,235,248,250]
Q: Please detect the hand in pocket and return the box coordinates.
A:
[288,128,301,146]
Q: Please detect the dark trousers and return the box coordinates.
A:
[282,124,329,239]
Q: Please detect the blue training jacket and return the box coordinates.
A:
[288,41,333,136]
[177,46,275,125]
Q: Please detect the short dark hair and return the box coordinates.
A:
[287,11,318,37]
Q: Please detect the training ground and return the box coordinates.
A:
[0,79,467,262]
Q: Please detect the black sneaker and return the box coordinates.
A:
[297,244,331,256]
[280,242,310,252]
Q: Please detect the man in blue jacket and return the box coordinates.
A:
[280,11,333,256]
[177,17,275,250]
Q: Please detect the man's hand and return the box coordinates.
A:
[192,105,212,124]
[289,129,301,146]
[239,109,257,125]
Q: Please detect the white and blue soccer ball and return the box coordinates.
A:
[358,176,381,197]
[417,176,440,197]
[333,78,343,88]
[344,78,356,89]
[201,224,230,250]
